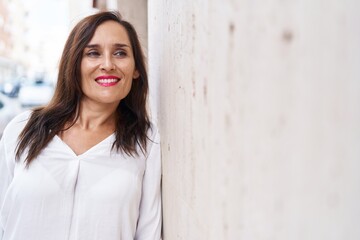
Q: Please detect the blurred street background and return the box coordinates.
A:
[0,0,68,137]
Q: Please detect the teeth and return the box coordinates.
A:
[96,78,119,83]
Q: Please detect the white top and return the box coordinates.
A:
[0,111,162,240]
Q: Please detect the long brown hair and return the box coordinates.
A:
[16,11,151,166]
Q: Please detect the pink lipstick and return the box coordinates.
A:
[95,75,120,87]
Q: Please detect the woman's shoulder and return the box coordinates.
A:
[2,110,32,142]
[144,122,160,154]
[6,110,32,129]
[148,122,160,141]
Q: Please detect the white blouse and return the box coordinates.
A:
[0,111,162,240]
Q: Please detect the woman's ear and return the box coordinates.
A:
[133,70,140,79]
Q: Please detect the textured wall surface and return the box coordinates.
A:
[148,1,360,239]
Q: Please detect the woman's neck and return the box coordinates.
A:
[76,99,119,131]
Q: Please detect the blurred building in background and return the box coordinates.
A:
[0,0,11,58]
[6,0,28,77]
[0,0,70,84]
[0,0,27,83]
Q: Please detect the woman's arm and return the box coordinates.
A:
[135,130,162,240]
[0,132,15,240]
[0,111,29,240]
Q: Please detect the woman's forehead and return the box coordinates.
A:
[88,21,131,46]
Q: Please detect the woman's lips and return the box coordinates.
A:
[95,76,120,87]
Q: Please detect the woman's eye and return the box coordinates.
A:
[86,51,100,57]
[114,50,127,57]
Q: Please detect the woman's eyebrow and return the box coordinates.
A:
[85,43,130,49]
[113,43,130,48]
[85,44,99,49]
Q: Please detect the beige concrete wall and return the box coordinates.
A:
[148,0,360,239]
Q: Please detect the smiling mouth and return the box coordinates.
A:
[95,77,120,87]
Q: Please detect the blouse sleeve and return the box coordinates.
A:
[0,133,15,240]
[135,130,162,240]
[0,111,29,240]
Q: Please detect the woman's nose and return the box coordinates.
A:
[100,54,115,71]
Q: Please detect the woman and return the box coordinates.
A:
[0,11,162,240]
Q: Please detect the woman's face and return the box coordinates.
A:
[80,20,139,106]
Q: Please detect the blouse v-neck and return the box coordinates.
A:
[54,133,115,158]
